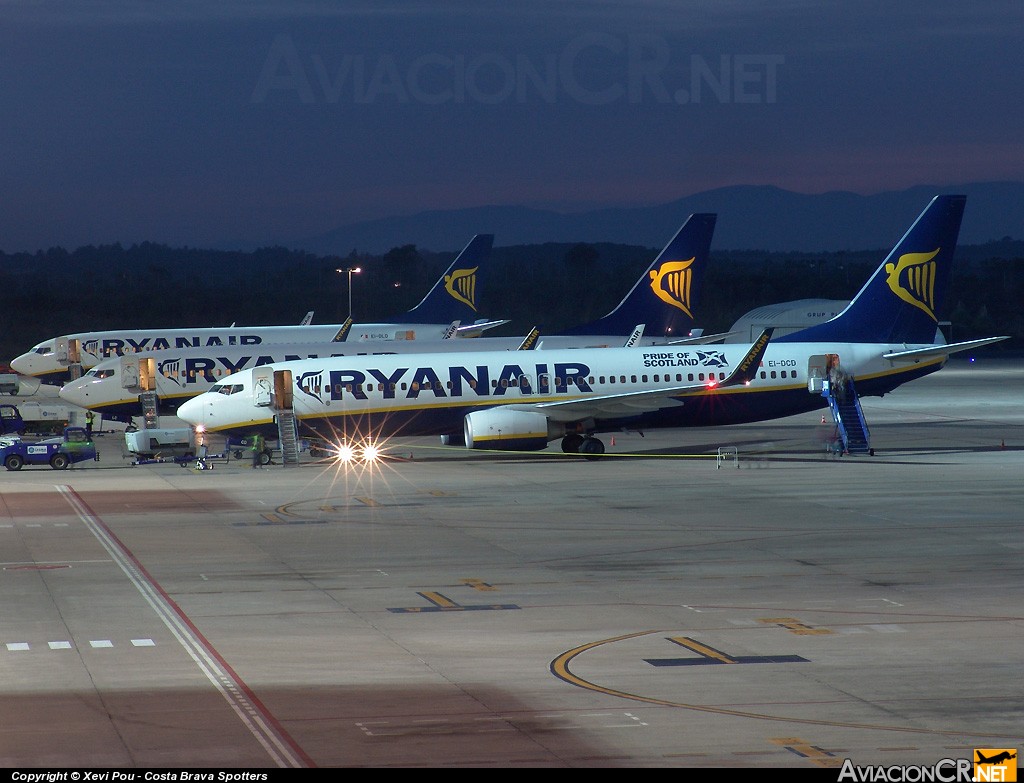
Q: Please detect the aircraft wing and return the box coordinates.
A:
[453,319,511,337]
[666,330,740,345]
[882,335,1010,361]
[509,329,773,421]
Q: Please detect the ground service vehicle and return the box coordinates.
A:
[0,405,26,435]
[0,426,98,471]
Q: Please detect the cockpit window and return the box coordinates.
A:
[34,345,53,355]
[210,383,244,395]
[87,368,115,380]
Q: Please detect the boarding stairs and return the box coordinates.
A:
[822,377,871,456]
[139,391,160,430]
[275,409,301,466]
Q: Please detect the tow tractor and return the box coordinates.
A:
[1,425,99,471]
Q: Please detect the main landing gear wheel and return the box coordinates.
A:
[578,437,605,460]
[561,433,584,453]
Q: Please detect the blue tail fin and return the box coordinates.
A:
[558,213,716,338]
[402,234,494,323]
[778,195,966,344]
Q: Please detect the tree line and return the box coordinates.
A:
[1,238,1020,364]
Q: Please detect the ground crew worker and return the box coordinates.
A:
[250,433,265,468]
[85,410,95,438]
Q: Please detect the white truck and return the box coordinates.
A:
[16,401,85,435]
[124,427,196,460]
[0,373,20,395]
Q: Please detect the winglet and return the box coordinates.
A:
[517,327,540,350]
[718,328,773,388]
[441,320,461,339]
[624,324,646,347]
[300,310,314,326]
[332,317,353,343]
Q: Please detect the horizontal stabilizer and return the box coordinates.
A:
[882,336,1010,361]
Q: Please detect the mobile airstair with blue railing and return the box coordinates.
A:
[821,375,872,456]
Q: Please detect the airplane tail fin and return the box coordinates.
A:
[558,213,716,339]
[778,195,966,345]
[402,234,495,323]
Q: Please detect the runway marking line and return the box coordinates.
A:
[57,485,314,769]
[645,636,809,666]
[759,617,835,635]
[389,591,520,613]
[551,631,1023,742]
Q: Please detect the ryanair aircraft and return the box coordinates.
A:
[176,196,1008,458]
[58,214,720,423]
[11,234,506,385]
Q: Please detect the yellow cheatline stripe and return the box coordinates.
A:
[476,431,548,443]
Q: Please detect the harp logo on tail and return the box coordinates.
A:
[885,248,940,320]
[445,267,478,311]
[649,258,695,317]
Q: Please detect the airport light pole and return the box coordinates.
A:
[336,266,361,320]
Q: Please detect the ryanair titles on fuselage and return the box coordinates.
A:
[156,349,398,386]
[85,335,264,359]
[298,349,731,403]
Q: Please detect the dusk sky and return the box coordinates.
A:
[3,1,1022,253]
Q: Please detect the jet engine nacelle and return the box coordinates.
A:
[463,409,552,452]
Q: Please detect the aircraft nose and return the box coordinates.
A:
[176,397,203,425]
[10,354,34,374]
[58,381,87,406]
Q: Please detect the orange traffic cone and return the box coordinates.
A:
[611,436,616,446]
[821,415,826,424]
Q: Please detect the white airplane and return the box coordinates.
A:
[176,196,1008,458]
[58,214,721,424]
[11,234,506,385]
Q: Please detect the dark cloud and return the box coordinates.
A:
[1,1,1022,251]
